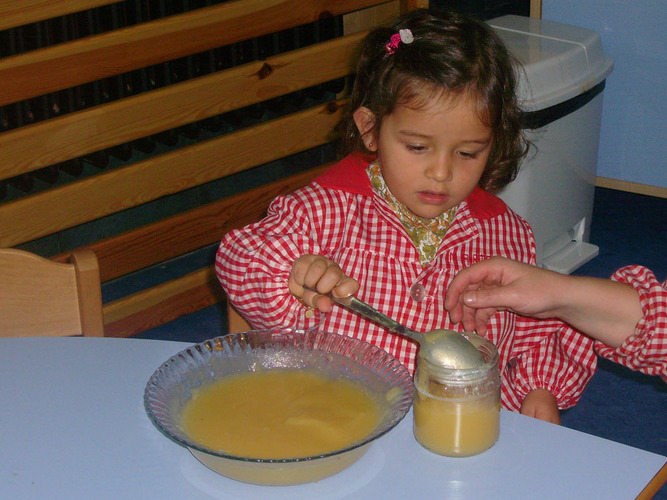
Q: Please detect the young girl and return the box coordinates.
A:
[216,9,597,423]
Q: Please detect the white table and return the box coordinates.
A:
[1,337,665,499]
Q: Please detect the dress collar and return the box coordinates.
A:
[314,153,508,220]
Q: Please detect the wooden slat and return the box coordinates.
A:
[103,267,224,338]
[53,163,329,282]
[342,0,428,34]
[399,0,430,10]
[530,0,543,18]
[0,33,362,180]
[0,0,117,31]
[0,0,386,106]
[0,100,344,248]
[344,2,400,34]
[595,177,667,200]
[103,266,215,321]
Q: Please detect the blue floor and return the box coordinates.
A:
[561,188,667,457]
[125,186,667,496]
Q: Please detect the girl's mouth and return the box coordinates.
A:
[417,191,449,205]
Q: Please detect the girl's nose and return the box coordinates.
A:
[426,155,453,182]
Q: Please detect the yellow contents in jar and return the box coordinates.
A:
[180,369,383,459]
[413,386,500,457]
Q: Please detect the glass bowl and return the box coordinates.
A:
[144,328,414,485]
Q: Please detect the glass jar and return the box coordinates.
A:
[413,333,500,457]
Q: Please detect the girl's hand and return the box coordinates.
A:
[288,255,359,312]
[520,388,561,425]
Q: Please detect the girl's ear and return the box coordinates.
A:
[353,107,378,151]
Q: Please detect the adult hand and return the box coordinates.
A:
[445,256,642,348]
[444,256,564,335]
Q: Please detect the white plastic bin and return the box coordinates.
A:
[488,16,614,274]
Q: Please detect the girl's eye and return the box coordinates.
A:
[459,151,479,159]
[406,144,426,152]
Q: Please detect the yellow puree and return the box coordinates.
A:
[413,389,500,457]
[181,370,383,459]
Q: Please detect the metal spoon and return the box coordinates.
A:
[312,290,485,369]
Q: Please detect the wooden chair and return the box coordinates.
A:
[0,248,104,337]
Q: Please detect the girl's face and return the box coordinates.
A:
[354,92,493,219]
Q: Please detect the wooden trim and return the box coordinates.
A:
[103,267,224,338]
[0,34,361,179]
[342,1,428,37]
[53,163,329,282]
[0,0,118,31]
[0,0,386,106]
[530,0,542,18]
[103,267,216,323]
[400,0,429,11]
[595,177,667,199]
[0,101,344,248]
[344,1,400,34]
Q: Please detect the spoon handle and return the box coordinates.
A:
[306,288,421,343]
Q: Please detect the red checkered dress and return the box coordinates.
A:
[216,154,597,412]
[598,265,667,382]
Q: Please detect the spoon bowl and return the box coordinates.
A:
[326,293,485,369]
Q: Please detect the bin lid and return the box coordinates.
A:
[488,15,614,110]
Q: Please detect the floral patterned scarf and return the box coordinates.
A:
[367,161,457,266]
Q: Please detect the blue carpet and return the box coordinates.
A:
[561,358,666,454]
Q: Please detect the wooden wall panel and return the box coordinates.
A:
[0,101,344,247]
[0,0,386,105]
[0,0,117,30]
[0,1,424,336]
[0,35,361,179]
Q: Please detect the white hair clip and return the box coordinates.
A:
[399,29,414,44]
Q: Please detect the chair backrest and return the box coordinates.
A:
[0,248,104,337]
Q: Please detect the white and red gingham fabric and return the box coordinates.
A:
[598,265,667,382]
[216,154,597,412]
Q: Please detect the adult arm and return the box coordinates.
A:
[445,256,643,348]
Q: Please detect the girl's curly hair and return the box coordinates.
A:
[338,9,529,193]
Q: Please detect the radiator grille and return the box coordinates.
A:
[0,0,344,199]
[0,0,528,200]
